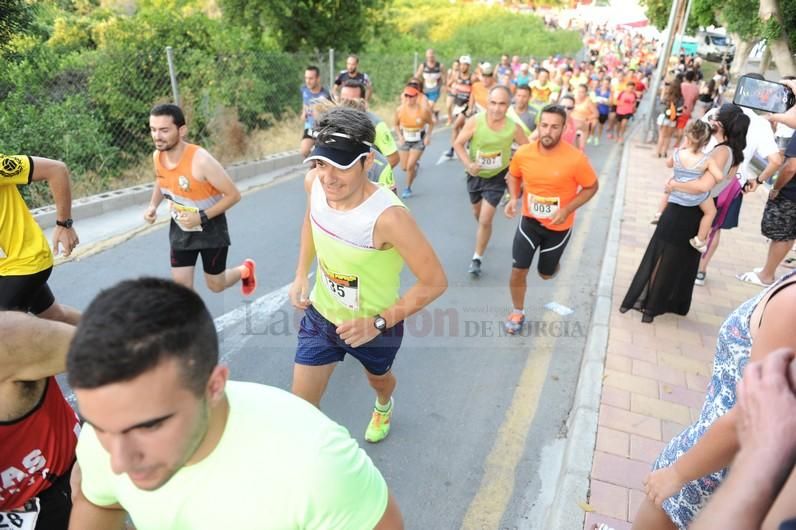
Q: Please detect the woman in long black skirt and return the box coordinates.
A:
[620,104,750,322]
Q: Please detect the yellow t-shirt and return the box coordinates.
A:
[0,155,53,276]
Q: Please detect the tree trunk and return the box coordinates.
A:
[730,34,753,77]
[759,0,796,77]
[760,45,772,74]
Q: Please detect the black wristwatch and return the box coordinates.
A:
[55,218,73,229]
[199,210,210,228]
[373,314,387,332]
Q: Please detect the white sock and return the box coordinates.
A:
[473,253,482,261]
[513,308,525,315]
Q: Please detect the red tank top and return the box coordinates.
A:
[0,378,79,510]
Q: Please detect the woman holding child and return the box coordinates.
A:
[620,103,749,323]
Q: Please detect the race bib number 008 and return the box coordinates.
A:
[0,498,40,530]
[322,268,360,310]
[528,194,560,219]
[476,150,503,171]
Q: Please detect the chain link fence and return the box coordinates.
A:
[3,46,539,207]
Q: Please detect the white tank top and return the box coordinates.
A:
[310,176,401,249]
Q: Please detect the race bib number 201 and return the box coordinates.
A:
[322,269,360,310]
[528,194,560,219]
[0,498,40,530]
[476,150,503,171]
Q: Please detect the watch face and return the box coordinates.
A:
[375,317,387,330]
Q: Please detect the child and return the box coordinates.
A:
[652,120,723,253]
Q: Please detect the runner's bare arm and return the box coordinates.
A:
[68,487,128,530]
[144,185,163,223]
[393,107,403,144]
[194,149,241,219]
[31,156,80,256]
[290,172,317,309]
[0,312,73,383]
[373,492,404,530]
[374,207,447,328]
[453,117,478,174]
[513,124,529,146]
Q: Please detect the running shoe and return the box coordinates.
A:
[401,188,413,199]
[593,137,600,146]
[445,147,455,158]
[241,258,257,296]
[365,399,393,443]
[694,271,706,286]
[468,258,482,277]
[504,312,525,335]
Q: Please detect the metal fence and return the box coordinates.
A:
[3,47,519,206]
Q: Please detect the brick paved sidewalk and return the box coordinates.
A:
[581,138,793,530]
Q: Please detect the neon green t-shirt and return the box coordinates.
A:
[76,382,388,530]
[368,113,398,157]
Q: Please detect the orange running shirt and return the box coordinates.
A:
[509,140,597,231]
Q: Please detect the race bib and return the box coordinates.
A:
[322,267,360,310]
[527,194,560,219]
[476,150,503,171]
[170,201,203,232]
[403,128,422,143]
[0,498,40,530]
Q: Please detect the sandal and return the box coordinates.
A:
[736,271,774,287]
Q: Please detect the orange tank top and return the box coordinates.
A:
[472,82,488,110]
[153,143,223,212]
[398,105,425,131]
[570,99,592,121]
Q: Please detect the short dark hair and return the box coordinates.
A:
[314,106,376,145]
[306,65,320,76]
[516,84,531,94]
[541,103,567,122]
[150,103,186,128]
[342,79,367,99]
[67,278,218,396]
[685,70,695,82]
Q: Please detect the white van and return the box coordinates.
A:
[697,30,735,63]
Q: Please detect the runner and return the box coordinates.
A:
[0,154,80,324]
[445,55,474,158]
[593,77,612,145]
[395,84,434,198]
[144,104,257,296]
[67,278,404,529]
[299,65,332,158]
[0,312,79,530]
[414,48,445,118]
[507,85,537,138]
[333,54,372,101]
[289,106,447,442]
[513,63,532,91]
[503,104,599,333]
[445,59,460,125]
[497,54,513,87]
[339,80,400,169]
[570,84,599,149]
[614,80,638,142]
[453,85,529,276]
[529,68,559,105]
[471,62,497,114]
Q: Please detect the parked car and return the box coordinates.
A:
[697,30,735,63]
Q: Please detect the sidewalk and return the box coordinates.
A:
[582,137,790,529]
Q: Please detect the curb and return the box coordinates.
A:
[32,151,303,229]
[543,125,635,529]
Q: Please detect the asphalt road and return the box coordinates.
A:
[50,128,623,529]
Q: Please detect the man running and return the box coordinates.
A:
[507,84,537,138]
[340,80,400,170]
[445,55,474,158]
[144,104,257,296]
[395,84,434,198]
[289,107,447,443]
[299,65,332,158]
[67,278,404,529]
[503,104,599,333]
[453,85,529,276]
[0,312,79,530]
[0,154,80,324]
[333,54,372,101]
[471,62,497,114]
[530,68,559,105]
[414,48,445,118]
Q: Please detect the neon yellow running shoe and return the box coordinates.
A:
[365,399,393,443]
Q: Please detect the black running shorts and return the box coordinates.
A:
[467,168,508,207]
[170,247,229,275]
[512,216,571,275]
[0,267,55,314]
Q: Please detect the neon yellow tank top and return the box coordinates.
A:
[468,113,516,178]
[309,177,406,325]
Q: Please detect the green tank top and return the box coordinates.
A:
[309,178,405,324]
[468,113,516,178]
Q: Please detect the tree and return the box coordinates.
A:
[218,0,387,53]
[0,0,36,45]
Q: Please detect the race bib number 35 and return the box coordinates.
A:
[477,150,503,171]
[528,194,560,219]
[0,498,40,530]
[322,268,360,310]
